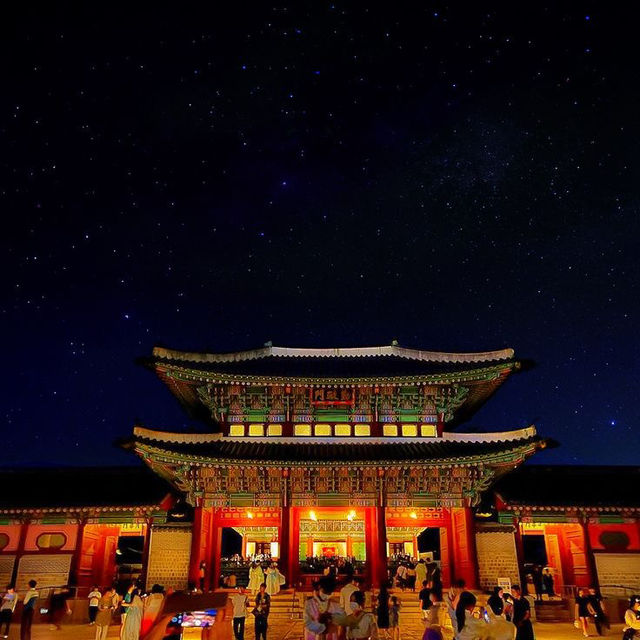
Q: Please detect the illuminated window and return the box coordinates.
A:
[267,424,282,436]
[36,533,67,550]
[229,424,245,436]
[354,424,370,436]
[314,424,331,436]
[421,424,437,437]
[401,424,417,437]
[334,424,351,436]
[383,424,398,437]
[0,533,8,550]
[295,424,311,436]
[248,424,264,437]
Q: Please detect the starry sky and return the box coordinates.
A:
[2,3,638,467]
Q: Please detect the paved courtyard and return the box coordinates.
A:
[5,620,626,639]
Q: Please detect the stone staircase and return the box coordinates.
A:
[534,599,573,622]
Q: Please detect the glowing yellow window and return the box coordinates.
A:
[383,424,398,437]
[315,424,331,436]
[295,424,311,436]
[267,424,282,436]
[401,424,417,437]
[354,424,370,436]
[229,424,245,436]
[248,424,264,437]
[421,424,437,437]
[334,424,351,436]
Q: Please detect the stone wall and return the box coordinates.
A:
[146,525,192,590]
[475,529,520,591]
[595,553,640,596]
[15,553,72,591]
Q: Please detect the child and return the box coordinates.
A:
[389,596,401,640]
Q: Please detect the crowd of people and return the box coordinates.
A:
[0,580,166,640]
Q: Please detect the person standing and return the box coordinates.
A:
[121,588,143,640]
[230,586,249,640]
[248,563,265,595]
[265,563,281,596]
[575,587,591,638]
[511,585,535,640]
[345,590,378,640]
[542,569,555,598]
[587,586,607,636]
[254,583,271,640]
[88,585,101,625]
[20,580,38,640]
[375,582,390,640]
[340,577,360,613]
[141,584,165,636]
[624,595,640,638]
[304,577,345,640]
[415,561,428,590]
[95,587,116,640]
[418,580,432,621]
[0,584,18,639]
[389,596,401,640]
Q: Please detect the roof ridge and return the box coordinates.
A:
[152,344,515,364]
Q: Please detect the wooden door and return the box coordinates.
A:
[564,526,589,587]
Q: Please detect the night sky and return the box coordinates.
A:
[2,4,638,467]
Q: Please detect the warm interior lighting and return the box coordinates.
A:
[410,511,417,519]
[247,512,254,519]
[309,510,317,521]
[347,509,357,521]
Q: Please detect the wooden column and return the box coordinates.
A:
[188,505,204,587]
[279,504,291,587]
[412,534,419,559]
[513,514,527,588]
[364,507,378,588]
[289,507,301,588]
[140,517,153,590]
[69,517,87,589]
[10,517,30,587]
[307,536,314,558]
[580,513,599,589]
[209,512,222,591]
[346,535,353,558]
[376,505,388,586]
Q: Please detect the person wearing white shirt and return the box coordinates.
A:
[230,587,250,640]
[88,586,101,625]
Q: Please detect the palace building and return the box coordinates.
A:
[1,343,639,600]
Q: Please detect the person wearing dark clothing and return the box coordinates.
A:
[542,569,555,597]
[418,581,431,620]
[20,580,38,640]
[511,585,534,640]
[587,587,607,636]
[575,587,591,637]
[427,564,443,601]
[376,583,390,632]
[532,566,543,602]
[487,587,505,616]
[254,584,270,640]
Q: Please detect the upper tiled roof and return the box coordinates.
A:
[149,344,516,378]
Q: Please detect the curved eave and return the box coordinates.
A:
[128,436,545,468]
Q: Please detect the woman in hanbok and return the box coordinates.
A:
[265,562,283,596]
[248,562,265,595]
[141,584,164,636]
[120,588,143,640]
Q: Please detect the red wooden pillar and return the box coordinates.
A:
[288,507,301,588]
[140,518,153,590]
[376,505,388,586]
[580,514,599,589]
[279,505,290,587]
[69,517,87,589]
[10,517,30,587]
[364,507,378,588]
[450,506,478,589]
[209,511,222,591]
[189,505,204,587]
[513,515,527,588]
